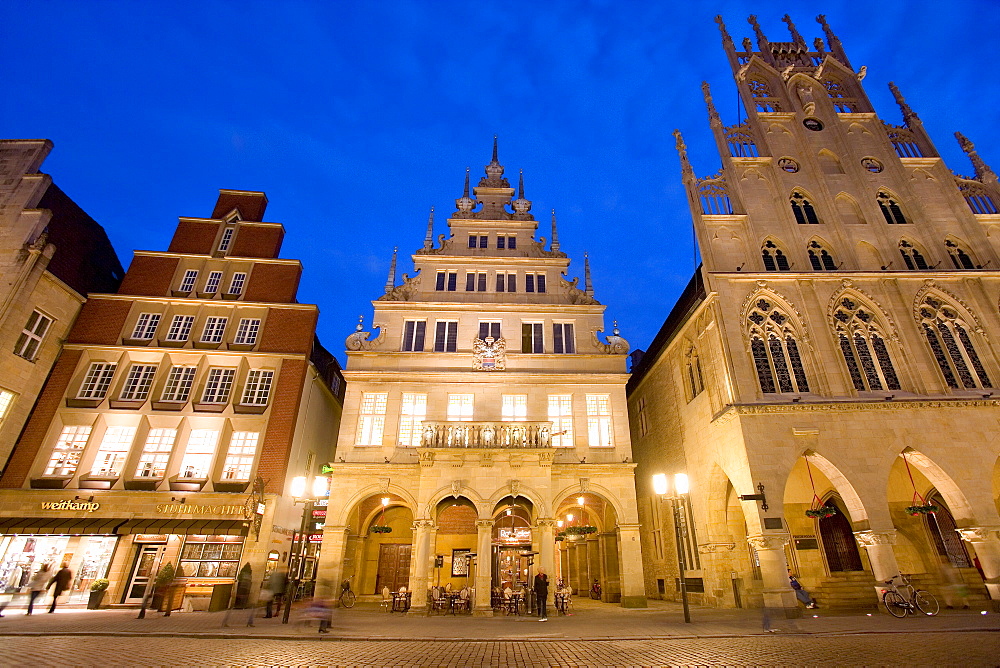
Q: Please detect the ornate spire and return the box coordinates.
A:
[480,135,509,187]
[550,209,561,252]
[956,132,998,184]
[742,37,753,53]
[816,15,850,67]
[423,207,435,250]
[715,15,734,50]
[492,135,498,162]
[813,37,825,53]
[781,14,805,45]
[512,168,532,216]
[702,81,721,128]
[888,82,919,125]
[674,129,695,184]
[748,15,768,50]
[384,247,398,294]
[584,252,594,296]
[455,167,475,214]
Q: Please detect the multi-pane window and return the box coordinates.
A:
[166,315,195,341]
[636,396,649,437]
[553,323,575,353]
[447,394,474,421]
[686,349,705,400]
[161,366,197,402]
[586,394,613,447]
[179,429,219,478]
[44,425,92,476]
[548,395,573,447]
[201,316,228,343]
[465,272,487,291]
[241,369,274,405]
[402,320,427,351]
[205,271,223,294]
[919,296,992,389]
[92,426,137,476]
[468,235,488,249]
[14,310,53,360]
[945,240,976,269]
[218,227,235,252]
[834,298,901,392]
[478,322,501,340]
[180,535,242,578]
[356,392,388,445]
[761,240,791,271]
[496,273,516,292]
[899,240,929,270]
[434,321,458,352]
[135,428,176,478]
[78,363,118,399]
[521,323,543,353]
[179,269,199,292]
[790,192,820,224]
[131,313,161,340]
[747,298,810,394]
[807,241,837,271]
[0,389,15,422]
[397,393,427,447]
[234,318,261,345]
[222,432,259,480]
[877,192,909,224]
[119,364,157,401]
[525,273,547,293]
[201,368,236,403]
[435,271,458,291]
[497,235,516,249]
[228,272,247,295]
[501,394,528,421]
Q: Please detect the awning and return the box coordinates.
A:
[0,516,127,535]
[116,518,249,536]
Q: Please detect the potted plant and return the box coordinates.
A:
[555,531,566,542]
[153,562,175,612]
[565,525,598,536]
[369,524,392,534]
[87,579,109,609]
[805,506,837,519]
[905,504,939,516]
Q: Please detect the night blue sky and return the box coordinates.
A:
[3,1,999,364]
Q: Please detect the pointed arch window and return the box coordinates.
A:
[899,240,929,270]
[877,191,909,224]
[958,182,999,215]
[791,192,820,224]
[685,348,705,401]
[748,78,780,112]
[833,297,901,391]
[747,299,809,394]
[807,240,837,271]
[918,296,992,389]
[822,79,856,113]
[761,240,790,271]
[945,239,976,269]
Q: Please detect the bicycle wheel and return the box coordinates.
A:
[341,589,356,608]
[883,590,908,618]
[914,590,939,616]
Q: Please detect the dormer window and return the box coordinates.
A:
[179,270,199,293]
[218,227,235,253]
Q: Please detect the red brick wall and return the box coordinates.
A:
[245,263,301,303]
[0,349,83,487]
[168,220,219,255]
[66,298,131,345]
[230,225,283,259]
[257,358,307,494]
[437,505,477,534]
[212,192,267,221]
[258,308,317,354]
[117,255,179,296]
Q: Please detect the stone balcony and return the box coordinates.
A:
[419,421,553,449]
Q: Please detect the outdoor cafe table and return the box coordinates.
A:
[391,591,411,612]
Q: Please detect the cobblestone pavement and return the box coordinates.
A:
[3,632,999,666]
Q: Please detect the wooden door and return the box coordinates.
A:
[375,544,412,594]
[819,500,864,572]
[927,496,971,568]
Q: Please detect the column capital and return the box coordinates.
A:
[747,534,789,550]
[853,529,898,546]
[535,518,558,528]
[412,519,436,530]
[475,519,495,529]
[956,526,1000,543]
[698,542,736,554]
[617,523,641,532]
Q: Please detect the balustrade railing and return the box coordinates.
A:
[420,421,553,449]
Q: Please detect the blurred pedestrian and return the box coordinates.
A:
[26,564,50,615]
[263,568,288,618]
[304,597,332,633]
[0,564,23,616]
[788,570,817,609]
[47,563,72,613]
[533,568,549,621]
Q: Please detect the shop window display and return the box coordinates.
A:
[0,534,116,603]
[179,534,243,578]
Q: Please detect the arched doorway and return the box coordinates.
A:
[491,497,534,590]
[818,497,864,572]
[924,493,972,569]
[432,497,478,591]
[348,494,413,596]
[554,492,619,601]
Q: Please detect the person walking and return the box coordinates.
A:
[263,568,288,619]
[0,563,24,616]
[26,564,50,615]
[47,563,72,613]
[788,570,818,609]
[533,568,549,622]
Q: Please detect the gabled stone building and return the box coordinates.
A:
[628,15,1000,614]
[318,143,646,611]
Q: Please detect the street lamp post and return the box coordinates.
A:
[282,474,329,624]
[653,472,691,623]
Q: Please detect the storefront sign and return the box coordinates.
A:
[498,527,531,544]
[41,500,100,512]
[312,509,326,518]
[308,533,323,543]
[155,504,247,515]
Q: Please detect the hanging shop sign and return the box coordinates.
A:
[308,533,323,543]
[40,500,100,512]
[498,527,531,544]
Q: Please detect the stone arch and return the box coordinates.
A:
[485,481,548,519]
[835,193,866,225]
[818,149,844,175]
[335,483,419,526]
[427,483,490,518]
[796,450,870,525]
[897,448,975,524]
[552,482,627,522]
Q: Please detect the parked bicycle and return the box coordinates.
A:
[339,576,356,608]
[881,573,938,617]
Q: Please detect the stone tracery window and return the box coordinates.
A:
[898,239,929,270]
[790,192,820,224]
[822,79,856,113]
[807,240,837,271]
[877,191,909,224]
[685,347,705,401]
[761,240,791,271]
[944,239,976,270]
[918,296,992,389]
[747,298,809,394]
[747,78,780,112]
[833,297,900,392]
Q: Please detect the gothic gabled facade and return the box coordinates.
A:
[628,15,1000,614]
[318,142,646,611]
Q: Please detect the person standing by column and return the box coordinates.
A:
[26,564,50,615]
[534,568,549,621]
[47,563,72,613]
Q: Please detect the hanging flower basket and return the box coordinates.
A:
[905,504,938,516]
[565,525,598,535]
[369,525,393,534]
[555,535,565,542]
[805,506,837,519]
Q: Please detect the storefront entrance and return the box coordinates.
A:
[124,543,166,603]
[0,534,117,605]
[375,543,411,594]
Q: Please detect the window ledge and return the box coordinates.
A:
[158,338,188,348]
[227,342,256,352]
[233,403,267,414]
[221,293,242,301]
[193,340,223,350]
[152,400,188,411]
[66,398,103,408]
[125,477,163,491]
[30,476,72,489]
[193,402,228,413]
[122,337,154,347]
[196,291,219,300]
[171,290,193,298]
[79,475,118,490]
[214,480,251,493]
[109,399,147,410]
[169,476,208,492]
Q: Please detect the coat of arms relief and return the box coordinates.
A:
[472,336,506,370]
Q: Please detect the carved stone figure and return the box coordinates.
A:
[472,336,506,371]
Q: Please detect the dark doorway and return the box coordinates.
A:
[925,494,971,568]
[818,498,864,572]
[375,543,411,594]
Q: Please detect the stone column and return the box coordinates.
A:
[316,526,350,598]
[586,536,601,598]
[747,534,799,617]
[617,523,648,608]
[474,519,494,616]
[854,529,901,606]
[537,518,556,583]
[600,531,622,601]
[957,526,1000,609]
[409,520,434,611]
